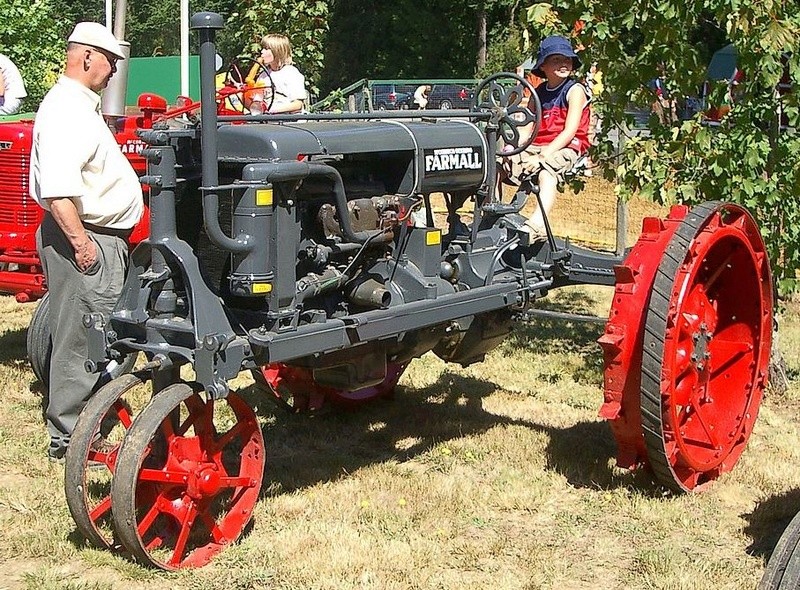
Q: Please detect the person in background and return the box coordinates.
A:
[0,52,27,115]
[649,64,677,124]
[29,22,144,462]
[244,33,306,114]
[414,84,431,109]
[502,35,591,241]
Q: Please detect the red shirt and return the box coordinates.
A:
[533,79,591,154]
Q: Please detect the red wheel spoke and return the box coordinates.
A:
[708,339,752,377]
[701,251,734,293]
[167,501,198,567]
[89,448,117,466]
[137,497,165,539]
[145,536,165,552]
[160,415,176,440]
[219,475,256,489]
[677,432,717,450]
[177,411,198,437]
[138,468,189,485]
[673,370,698,410]
[200,399,216,438]
[686,402,719,449]
[88,495,112,521]
[209,420,248,454]
[113,400,134,429]
[199,511,226,544]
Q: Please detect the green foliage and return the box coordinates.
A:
[523,1,800,292]
[48,0,237,58]
[479,27,528,79]
[0,0,69,107]
[320,0,478,95]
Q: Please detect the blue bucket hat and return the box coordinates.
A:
[531,35,581,78]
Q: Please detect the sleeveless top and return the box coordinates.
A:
[533,79,591,154]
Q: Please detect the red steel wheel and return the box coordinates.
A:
[111,382,264,569]
[255,361,407,412]
[600,202,772,492]
[64,371,150,549]
[642,202,772,491]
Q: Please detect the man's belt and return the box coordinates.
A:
[84,223,133,240]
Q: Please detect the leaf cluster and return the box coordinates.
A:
[0,0,69,107]
[524,1,800,291]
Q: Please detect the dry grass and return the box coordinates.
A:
[0,180,796,589]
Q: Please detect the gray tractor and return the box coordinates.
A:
[62,12,774,570]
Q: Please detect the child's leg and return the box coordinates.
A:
[524,167,558,236]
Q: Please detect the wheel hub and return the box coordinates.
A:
[691,323,711,373]
[190,465,222,498]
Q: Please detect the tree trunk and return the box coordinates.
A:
[477,7,487,70]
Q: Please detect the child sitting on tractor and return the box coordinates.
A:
[503,35,590,240]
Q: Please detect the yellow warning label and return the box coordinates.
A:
[256,188,273,206]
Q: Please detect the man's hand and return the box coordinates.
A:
[73,237,98,272]
[48,197,98,272]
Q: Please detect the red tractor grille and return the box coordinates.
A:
[0,150,42,251]
[0,151,41,228]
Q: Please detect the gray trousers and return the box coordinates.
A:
[36,213,129,451]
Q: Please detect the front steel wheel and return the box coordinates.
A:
[65,371,151,549]
[111,382,264,569]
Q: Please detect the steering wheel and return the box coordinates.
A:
[475,72,541,156]
[224,57,276,115]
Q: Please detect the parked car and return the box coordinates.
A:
[427,84,474,109]
[371,84,414,110]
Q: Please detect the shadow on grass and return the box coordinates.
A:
[239,366,663,501]
[743,487,800,562]
[0,326,29,365]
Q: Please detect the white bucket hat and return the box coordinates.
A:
[67,22,126,60]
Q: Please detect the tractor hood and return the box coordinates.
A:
[216,118,490,195]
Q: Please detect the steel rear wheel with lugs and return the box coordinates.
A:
[642,202,772,491]
[111,381,264,569]
[254,361,407,412]
[600,202,772,492]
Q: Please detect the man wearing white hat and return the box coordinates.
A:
[29,22,144,462]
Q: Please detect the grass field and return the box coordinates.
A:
[0,179,796,590]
